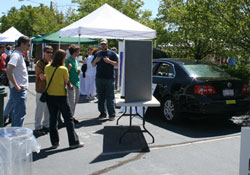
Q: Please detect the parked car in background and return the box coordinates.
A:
[153,58,250,122]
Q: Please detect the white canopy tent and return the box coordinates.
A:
[59,3,156,40]
[0,26,24,44]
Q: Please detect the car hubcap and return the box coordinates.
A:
[164,99,175,120]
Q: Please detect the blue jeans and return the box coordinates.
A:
[10,87,27,127]
[4,87,13,118]
[96,78,115,117]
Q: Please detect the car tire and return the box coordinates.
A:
[161,96,180,122]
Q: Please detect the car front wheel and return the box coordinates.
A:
[161,96,180,122]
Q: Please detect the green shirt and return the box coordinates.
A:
[65,57,80,88]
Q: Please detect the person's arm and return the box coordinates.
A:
[64,68,73,90]
[6,64,21,91]
[35,62,46,81]
[103,57,118,66]
[103,52,118,66]
[92,56,101,67]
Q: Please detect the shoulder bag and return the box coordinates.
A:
[40,67,58,103]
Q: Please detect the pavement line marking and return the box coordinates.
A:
[150,134,240,150]
[90,134,240,175]
[90,153,145,175]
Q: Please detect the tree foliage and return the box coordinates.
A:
[72,0,154,28]
[0,4,66,36]
[156,0,250,62]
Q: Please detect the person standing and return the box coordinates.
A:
[33,46,53,135]
[45,49,84,149]
[85,48,98,100]
[5,45,12,56]
[0,44,7,84]
[6,36,30,127]
[92,39,118,121]
[65,44,81,123]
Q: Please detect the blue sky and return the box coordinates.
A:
[0,0,159,18]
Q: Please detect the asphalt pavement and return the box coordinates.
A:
[3,81,245,175]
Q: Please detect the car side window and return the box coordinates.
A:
[155,62,175,77]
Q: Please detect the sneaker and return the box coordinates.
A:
[89,96,96,100]
[33,129,46,136]
[41,126,50,134]
[58,122,65,129]
[109,117,115,121]
[98,113,107,120]
[73,118,80,124]
[70,142,84,149]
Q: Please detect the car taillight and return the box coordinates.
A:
[242,85,250,94]
[194,85,216,95]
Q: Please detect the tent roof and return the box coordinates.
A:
[0,27,24,44]
[31,31,98,44]
[59,3,156,39]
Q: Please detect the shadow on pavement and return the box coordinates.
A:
[91,126,149,163]
[75,118,108,128]
[33,147,71,162]
[145,107,242,138]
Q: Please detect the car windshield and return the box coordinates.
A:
[183,64,231,78]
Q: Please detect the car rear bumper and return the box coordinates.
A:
[182,96,250,116]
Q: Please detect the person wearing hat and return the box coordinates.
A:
[92,39,118,121]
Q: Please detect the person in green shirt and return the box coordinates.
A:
[65,44,81,123]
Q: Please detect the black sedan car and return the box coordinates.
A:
[153,58,250,121]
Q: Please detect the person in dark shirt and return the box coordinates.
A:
[92,39,118,121]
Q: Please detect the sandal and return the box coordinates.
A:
[70,142,84,149]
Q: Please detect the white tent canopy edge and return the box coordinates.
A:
[0,26,24,44]
[59,3,156,40]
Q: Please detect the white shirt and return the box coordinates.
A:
[8,50,29,88]
[85,55,96,76]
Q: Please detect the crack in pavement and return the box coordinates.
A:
[89,153,145,175]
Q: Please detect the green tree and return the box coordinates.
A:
[72,0,154,28]
[211,0,250,60]
[156,0,250,61]
[0,4,66,36]
[157,0,225,59]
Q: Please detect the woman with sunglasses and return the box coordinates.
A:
[45,49,84,149]
[33,45,53,136]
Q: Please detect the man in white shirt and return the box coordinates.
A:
[6,36,30,127]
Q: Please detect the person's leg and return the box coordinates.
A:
[85,75,91,98]
[105,79,116,118]
[72,85,80,115]
[58,96,79,146]
[67,87,74,114]
[11,88,27,127]
[34,93,46,130]
[90,75,96,98]
[96,78,106,115]
[42,104,50,129]
[47,96,60,146]
[115,69,118,90]
[4,88,13,124]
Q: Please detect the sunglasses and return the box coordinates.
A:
[46,51,53,54]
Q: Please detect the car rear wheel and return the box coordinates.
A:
[161,96,180,122]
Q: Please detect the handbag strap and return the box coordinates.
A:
[44,66,58,92]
